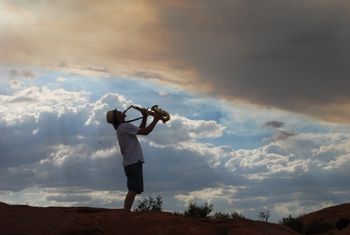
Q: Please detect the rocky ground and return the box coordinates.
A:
[0,201,299,235]
[301,203,350,235]
[1,201,350,235]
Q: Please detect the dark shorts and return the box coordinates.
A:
[124,161,144,194]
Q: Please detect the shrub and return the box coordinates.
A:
[136,195,163,212]
[211,212,231,221]
[336,217,350,231]
[279,215,303,233]
[230,211,245,219]
[304,219,333,234]
[184,202,213,218]
[211,211,245,221]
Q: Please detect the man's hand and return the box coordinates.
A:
[138,113,161,135]
[140,108,149,117]
[152,112,163,122]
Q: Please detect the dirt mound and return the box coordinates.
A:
[0,201,299,235]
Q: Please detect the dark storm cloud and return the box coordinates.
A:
[153,0,350,122]
[264,121,285,128]
[2,0,350,122]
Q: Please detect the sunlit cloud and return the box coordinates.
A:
[175,186,242,205]
[1,1,350,122]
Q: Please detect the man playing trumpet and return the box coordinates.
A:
[106,106,164,212]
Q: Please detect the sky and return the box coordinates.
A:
[1,0,350,222]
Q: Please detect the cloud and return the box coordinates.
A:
[2,1,350,122]
[1,72,350,222]
[0,80,228,195]
[175,186,242,207]
[264,121,285,129]
[215,132,350,181]
[0,85,89,125]
[0,187,126,208]
[9,69,34,78]
[147,115,226,145]
[271,130,295,142]
[0,1,177,79]
[152,0,350,123]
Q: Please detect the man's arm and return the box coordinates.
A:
[137,117,160,135]
[139,113,147,129]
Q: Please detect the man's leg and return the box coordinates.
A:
[124,191,136,212]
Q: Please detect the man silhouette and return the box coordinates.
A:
[107,108,161,212]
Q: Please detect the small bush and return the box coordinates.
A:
[211,211,245,221]
[172,211,184,216]
[211,212,231,221]
[304,219,333,234]
[336,217,350,231]
[279,215,304,233]
[230,211,245,219]
[136,195,163,212]
[184,202,213,218]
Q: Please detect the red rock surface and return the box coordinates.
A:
[301,203,350,235]
[302,203,350,224]
[0,201,299,235]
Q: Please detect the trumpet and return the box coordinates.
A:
[123,105,170,123]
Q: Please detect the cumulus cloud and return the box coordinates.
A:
[1,74,350,222]
[0,81,131,173]
[147,115,225,145]
[144,126,350,219]
[175,186,242,207]
[167,131,350,220]
[0,79,229,197]
[221,133,350,178]
[0,84,89,124]
[0,187,126,208]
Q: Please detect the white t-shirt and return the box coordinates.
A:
[116,123,144,167]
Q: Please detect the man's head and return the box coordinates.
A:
[106,109,126,129]
[115,110,126,123]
